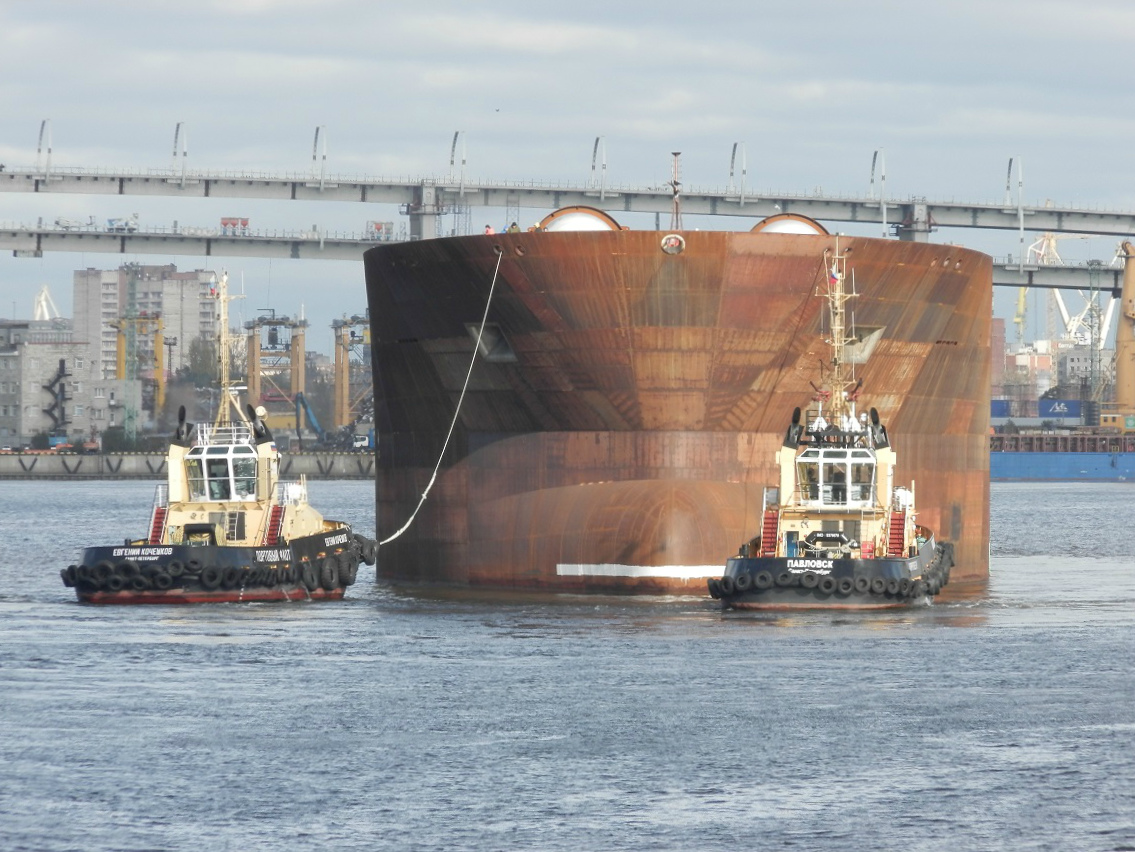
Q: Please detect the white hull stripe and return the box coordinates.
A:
[556,563,720,580]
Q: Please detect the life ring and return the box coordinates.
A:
[200,566,223,590]
[755,571,774,590]
[775,571,795,588]
[301,561,319,591]
[166,560,185,578]
[719,575,736,596]
[221,566,241,590]
[818,576,837,594]
[801,571,819,589]
[854,576,870,594]
[707,578,722,599]
[152,573,173,590]
[869,577,886,595]
[837,577,855,595]
[885,579,900,596]
[116,561,140,580]
[320,557,340,590]
[733,572,753,592]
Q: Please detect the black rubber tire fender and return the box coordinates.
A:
[166,560,185,578]
[733,572,753,592]
[854,576,870,594]
[152,572,173,590]
[130,575,152,591]
[116,560,140,580]
[801,571,819,589]
[76,564,93,583]
[362,539,377,566]
[320,556,340,590]
[775,571,795,588]
[61,566,77,587]
[718,575,735,596]
[837,577,855,596]
[910,579,926,598]
[707,578,722,599]
[899,578,912,596]
[221,566,241,590]
[818,576,837,594]
[338,553,358,586]
[93,560,115,582]
[754,571,774,590]
[870,577,887,595]
[185,559,203,576]
[200,566,223,590]
[301,561,319,591]
[105,575,125,592]
[886,578,901,596]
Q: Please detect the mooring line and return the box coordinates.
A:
[378,246,505,546]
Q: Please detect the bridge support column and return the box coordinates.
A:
[407,185,440,241]
[897,201,933,242]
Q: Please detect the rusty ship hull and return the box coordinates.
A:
[363,228,991,594]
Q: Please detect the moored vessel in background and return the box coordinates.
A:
[364,208,991,595]
[708,240,953,609]
[63,273,376,604]
[991,239,1135,482]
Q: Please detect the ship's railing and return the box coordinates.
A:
[991,432,1135,453]
[152,482,168,509]
[196,423,253,446]
[275,477,308,507]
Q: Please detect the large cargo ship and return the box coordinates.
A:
[363,208,992,594]
[991,434,1135,481]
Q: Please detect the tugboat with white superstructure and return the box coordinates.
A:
[708,241,953,609]
[62,272,377,604]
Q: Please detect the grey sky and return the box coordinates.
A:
[1,0,1131,350]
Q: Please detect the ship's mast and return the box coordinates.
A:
[820,239,859,426]
[212,271,247,427]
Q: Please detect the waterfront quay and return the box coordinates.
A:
[0,451,375,480]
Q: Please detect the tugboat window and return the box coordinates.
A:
[233,456,257,499]
[185,457,206,501]
[206,458,231,500]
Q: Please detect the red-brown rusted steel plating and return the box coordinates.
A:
[364,230,991,594]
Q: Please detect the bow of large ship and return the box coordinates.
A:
[364,210,991,594]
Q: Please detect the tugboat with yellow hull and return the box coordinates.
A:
[62,273,377,604]
[709,242,953,610]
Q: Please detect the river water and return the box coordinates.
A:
[0,480,1132,851]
